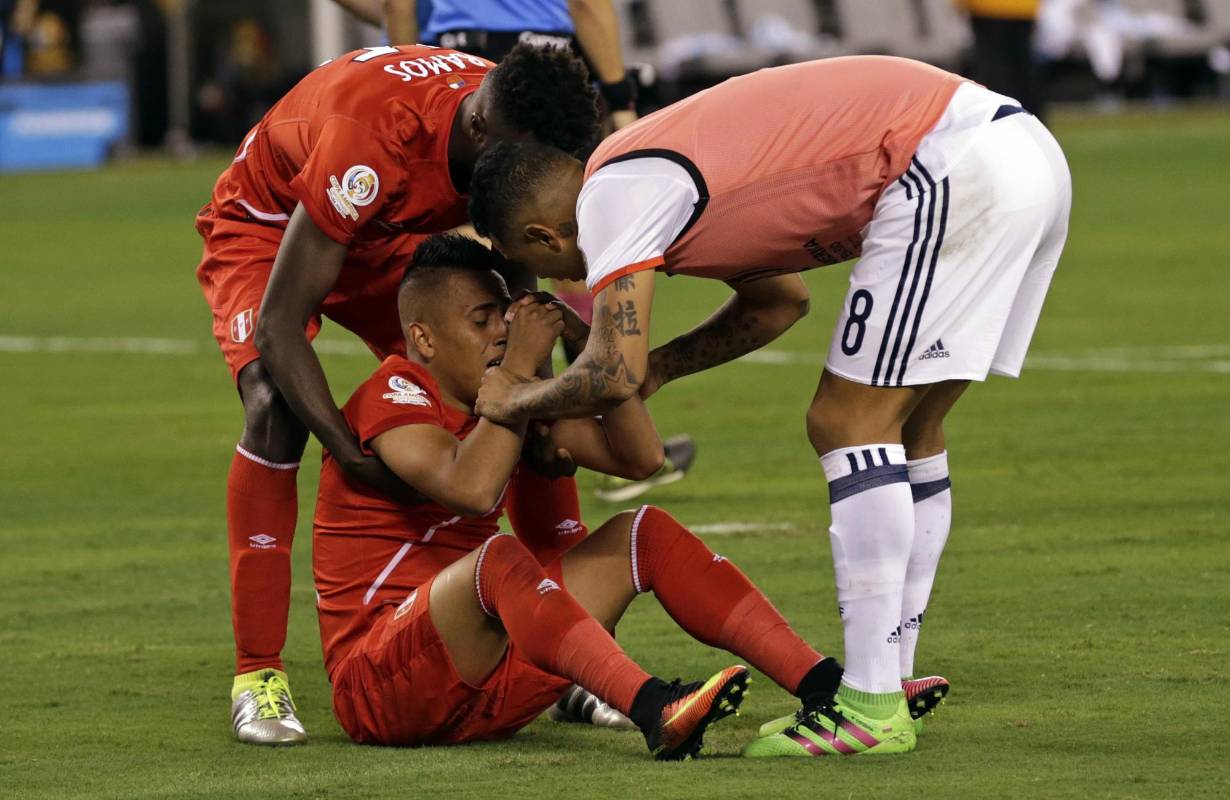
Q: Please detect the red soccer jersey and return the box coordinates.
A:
[313,356,506,676]
[205,45,493,269]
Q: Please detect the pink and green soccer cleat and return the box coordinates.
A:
[743,695,915,757]
[755,674,951,739]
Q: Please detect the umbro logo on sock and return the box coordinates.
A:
[886,625,902,644]
[917,339,951,360]
[536,578,561,595]
[248,534,277,549]
[555,518,583,535]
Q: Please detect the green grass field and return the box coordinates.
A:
[2,107,1228,799]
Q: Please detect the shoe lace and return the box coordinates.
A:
[795,696,843,733]
[252,674,296,720]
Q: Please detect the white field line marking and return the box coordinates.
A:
[1,335,1228,374]
[0,335,199,355]
[690,521,796,535]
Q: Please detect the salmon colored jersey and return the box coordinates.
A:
[203,45,492,270]
[313,356,505,677]
[578,56,966,293]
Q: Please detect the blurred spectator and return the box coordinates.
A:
[958,0,1046,118]
[81,0,139,81]
[1,0,39,78]
[194,17,287,144]
[24,3,72,76]
[1037,0,1203,84]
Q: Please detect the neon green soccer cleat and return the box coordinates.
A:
[743,696,915,757]
[756,674,951,738]
[231,669,307,745]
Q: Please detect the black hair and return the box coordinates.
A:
[486,42,600,156]
[399,234,510,320]
[468,140,573,243]
[404,232,506,278]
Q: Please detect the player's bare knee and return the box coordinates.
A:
[805,400,847,455]
[600,509,640,547]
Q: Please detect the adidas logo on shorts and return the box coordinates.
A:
[917,339,951,360]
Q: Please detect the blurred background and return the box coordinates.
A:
[3,0,1230,171]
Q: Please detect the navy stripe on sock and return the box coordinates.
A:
[910,476,952,503]
[828,463,908,504]
[872,169,926,386]
[896,174,950,386]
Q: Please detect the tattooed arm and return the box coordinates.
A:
[640,273,810,399]
[476,271,655,423]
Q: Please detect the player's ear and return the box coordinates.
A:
[408,321,434,360]
[524,223,561,253]
[468,110,489,150]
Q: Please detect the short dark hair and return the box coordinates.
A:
[468,140,573,242]
[486,42,599,155]
[399,234,510,322]
[404,232,506,277]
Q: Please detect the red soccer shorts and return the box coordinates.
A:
[195,213,413,381]
[330,564,572,747]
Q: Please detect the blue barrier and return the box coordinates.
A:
[0,81,129,172]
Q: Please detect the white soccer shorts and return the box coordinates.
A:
[825,85,1072,387]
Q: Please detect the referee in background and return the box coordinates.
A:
[338,0,639,131]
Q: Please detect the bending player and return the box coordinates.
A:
[195,43,601,744]
[313,234,845,758]
[467,55,1071,755]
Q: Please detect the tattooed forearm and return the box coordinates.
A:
[650,291,807,385]
[610,300,641,335]
[507,299,644,419]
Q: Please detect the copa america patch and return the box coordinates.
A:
[327,164,379,220]
[382,375,431,406]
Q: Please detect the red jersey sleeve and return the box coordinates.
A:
[345,361,444,455]
[289,115,412,244]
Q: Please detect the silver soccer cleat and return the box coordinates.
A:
[231,670,307,745]
[547,684,637,730]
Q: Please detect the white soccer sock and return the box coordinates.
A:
[821,444,914,696]
[899,451,952,679]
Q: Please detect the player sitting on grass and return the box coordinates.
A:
[311,234,846,758]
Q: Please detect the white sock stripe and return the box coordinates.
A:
[234,444,299,470]
[819,444,907,482]
[629,505,650,594]
[473,534,506,617]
